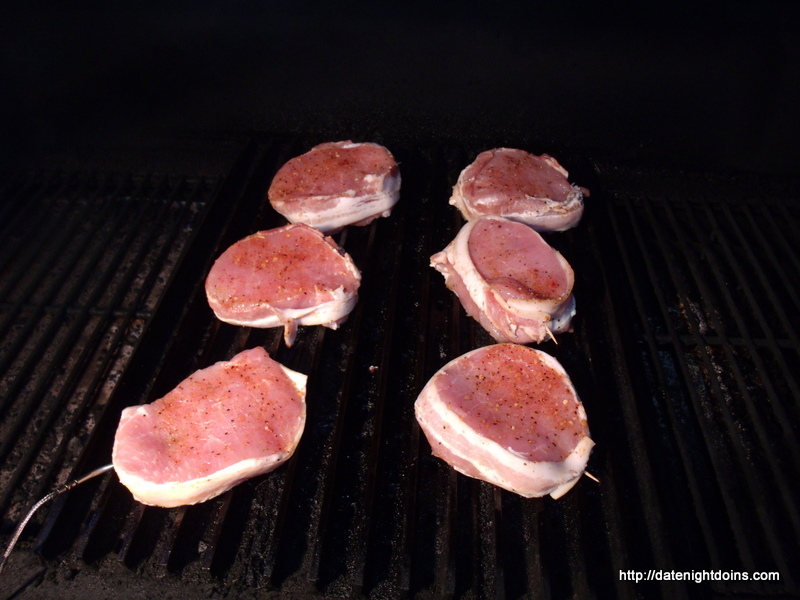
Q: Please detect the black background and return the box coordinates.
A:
[2,1,799,176]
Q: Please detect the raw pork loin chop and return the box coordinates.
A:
[431,215,575,344]
[112,347,307,507]
[205,223,361,347]
[450,148,587,232]
[415,344,593,499]
[268,141,401,233]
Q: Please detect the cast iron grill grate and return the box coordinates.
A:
[1,137,798,599]
[0,169,221,526]
[594,175,800,596]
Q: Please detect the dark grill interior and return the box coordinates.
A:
[1,135,798,599]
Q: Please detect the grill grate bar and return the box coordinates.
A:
[116,502,146,565]
[177,326,269,578]
[344,223,405,594]
[487,487,505,599]
[299,229,377,593]
[0,175,146,467]
[0,176,126,366]
[3,142,798,598]
[246,324,326,589]
[420,146,473,599]
[585,201,697,600]
[673,195,800,444]
[198,485,234,571]
[740,203,800,326]
[0,172,73,286]
[765,202,800,288]
[0,303,152,319]
[32,178,215,507]
[637,195,768,571]
[159,505,188,568]
[361,147,450,596]
[441,267,477,598]
[712,202,800,404]
[656,333,798,348]
[0,167,220,583]
[61,139,288,571]
[229,337,306,585]
[680,198,800,470]
[607,185,799,593]
[0,176,205,518]
[397,147,458,598]
[606,197,722,569]
[0,174,112,388]
[730,204,800,331]
[0,198,161,507]
[0,173,114,320]
[656,196,797,580]
[71,467,127,562]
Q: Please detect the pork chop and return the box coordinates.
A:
[431,215,575,344]
[415,344,593,499]
[450,148,586,232]
[112,347,307,507]
[205,223,361,347]
[268,141,401,233]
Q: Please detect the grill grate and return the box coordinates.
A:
[0,170,220,528]
[599,181,800,589]
[1,138,798,599]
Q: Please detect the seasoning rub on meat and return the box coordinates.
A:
[431,215,576,344]
[205,223,361,347]
[415,344,593,499]
[112,347,307,508]
[450,148,587,232]
[268,140,401,233]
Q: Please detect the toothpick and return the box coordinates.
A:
[584,471,600,484]
[545,325,558,344]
